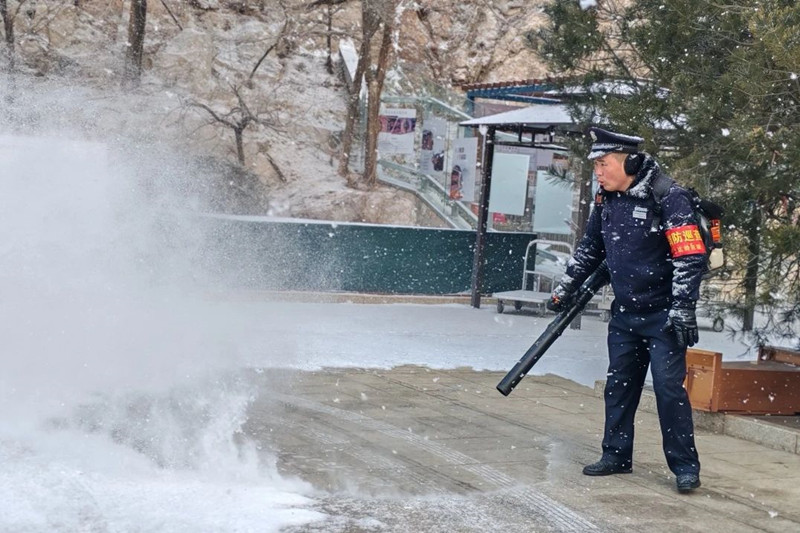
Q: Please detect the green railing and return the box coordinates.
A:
[198,215,535,295]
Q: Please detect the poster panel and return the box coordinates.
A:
[449,137,478,201]
[532,170,573,234]
[419,116,447,174]
[378,107,417,154]
[488,153,529,216]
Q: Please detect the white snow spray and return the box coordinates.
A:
[0,79,322,532]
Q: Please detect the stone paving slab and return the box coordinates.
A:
[246,366,800,532]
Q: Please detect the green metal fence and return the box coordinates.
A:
[200,215,535,295]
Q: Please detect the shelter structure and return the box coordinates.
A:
[460,104,583,308]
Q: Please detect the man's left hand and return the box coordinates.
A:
[666,307,699,348]
[546,283,576,313]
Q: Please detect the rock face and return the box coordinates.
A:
[396,0,549,86]
[0,0,551,225]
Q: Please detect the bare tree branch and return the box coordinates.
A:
[306,0,349,9]
[264,151,288,182]
[159,0,182,30]
[189,81,287,167]
[248,22,287,82]
[189,100,237,130]
[247,0,294,83]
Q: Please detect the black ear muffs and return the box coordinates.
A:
[624,152,643,176]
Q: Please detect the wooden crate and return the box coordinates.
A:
[684,348,800,414]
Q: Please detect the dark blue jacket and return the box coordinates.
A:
[561,155,705,312]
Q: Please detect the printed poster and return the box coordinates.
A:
[378,107,417,155]
[449,137,478,201]
[419,116,447,175]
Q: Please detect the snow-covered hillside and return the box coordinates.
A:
[0,0,550,224]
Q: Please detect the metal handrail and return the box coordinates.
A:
[380,95,473,121]
[377,160,478,229]
[522,239,574,291]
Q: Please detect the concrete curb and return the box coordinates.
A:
[594,380,800,455]
[206,290,487,306]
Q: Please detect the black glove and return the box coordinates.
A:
[546,284,576,313]
[665,305,699,348]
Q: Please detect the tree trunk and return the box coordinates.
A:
[235,127,245,165]
[0,0,15,71]
[338,33,371,178]
[325,4,333,74]
[123,0,147,87]
[363,21,393,187]
[363,78,380,187]
[742,203,762,331]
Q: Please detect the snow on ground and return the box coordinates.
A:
[213,299,759,385]
[0,296,757,533]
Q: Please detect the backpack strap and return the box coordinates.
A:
[650,173,674,232]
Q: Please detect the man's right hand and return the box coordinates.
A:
[665,306,699,348]
[546,285,575,313]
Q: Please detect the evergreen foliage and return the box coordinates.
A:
[533,0,800,343]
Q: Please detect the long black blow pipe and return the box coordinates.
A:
[496,262,611,396]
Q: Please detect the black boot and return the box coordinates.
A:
[582,459,632,476]
[676,473,701,493]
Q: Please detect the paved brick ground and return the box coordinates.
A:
[245,366,800,532]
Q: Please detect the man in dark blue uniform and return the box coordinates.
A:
[547,127,704,493]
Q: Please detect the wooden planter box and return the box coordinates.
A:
[758,345,800,366]
[685,347,800,414]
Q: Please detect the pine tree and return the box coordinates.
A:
[532,0,800,342]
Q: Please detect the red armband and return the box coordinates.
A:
[665,224,706,258]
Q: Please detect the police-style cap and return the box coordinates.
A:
[587,127,644,160]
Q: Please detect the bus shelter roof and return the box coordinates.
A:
[460,104,577,133]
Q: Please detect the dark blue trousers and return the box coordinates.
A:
[601,305,700,476]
